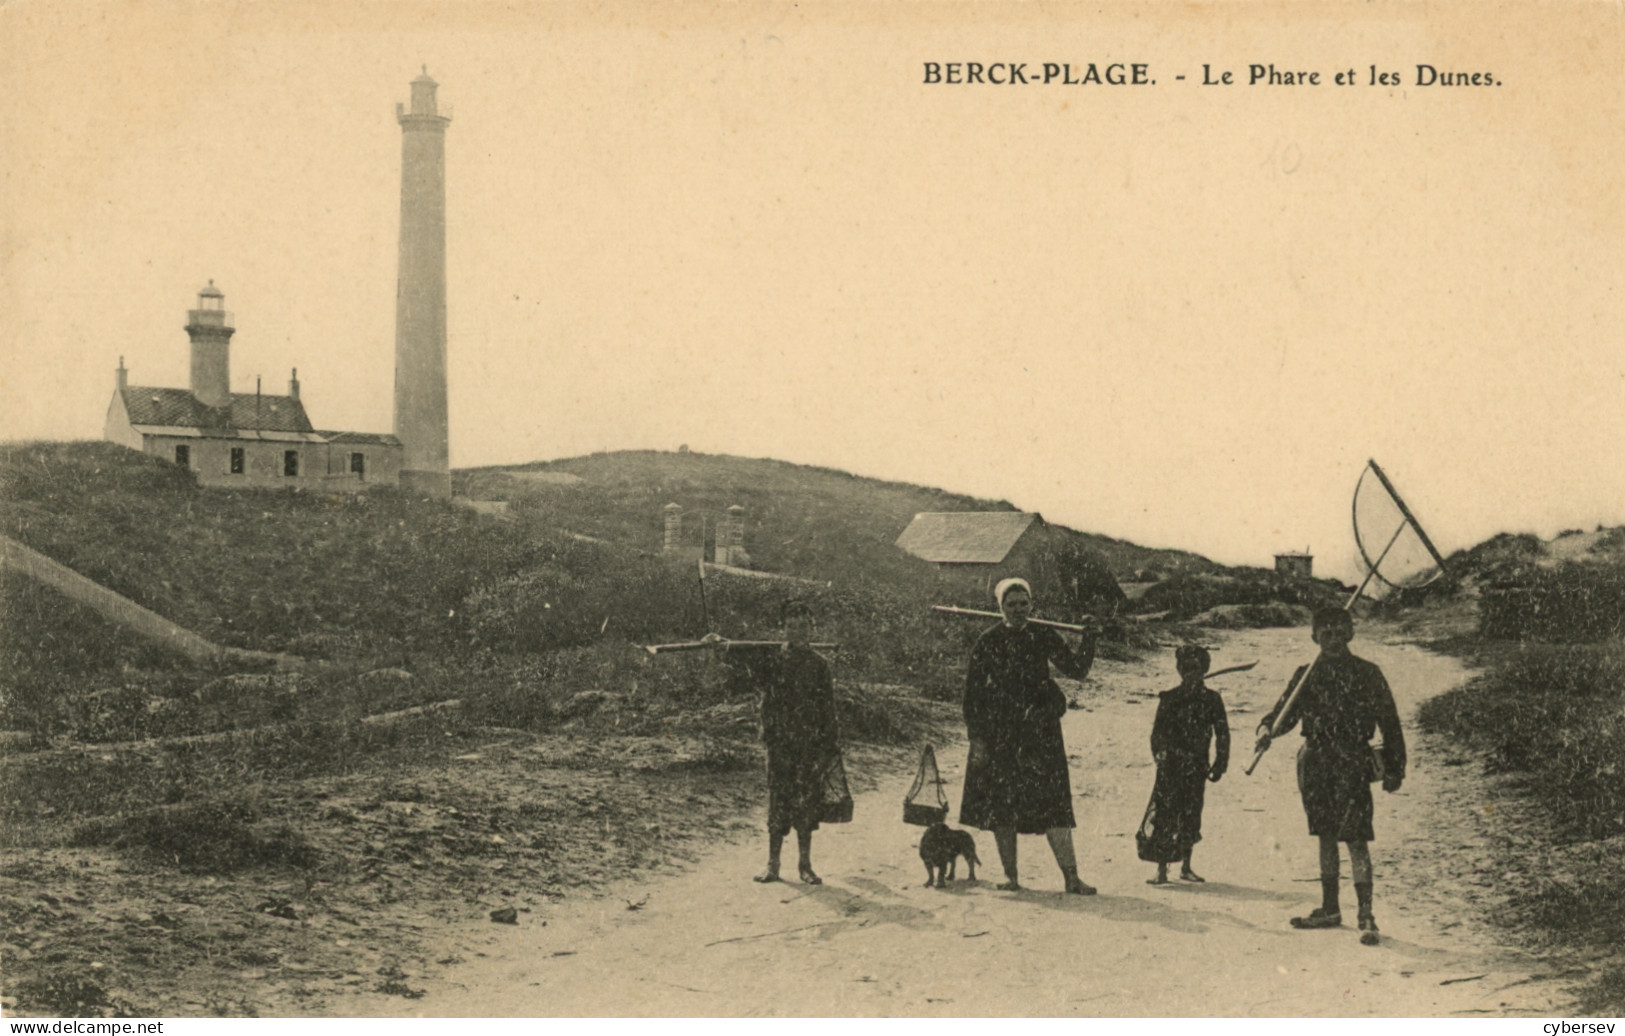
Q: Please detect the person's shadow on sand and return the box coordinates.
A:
[995,886,1271,935]
[793,880,945,934]
[1145,880,1298,903]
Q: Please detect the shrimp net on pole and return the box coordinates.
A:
[1351,459,1450,598]
[1245,459,1449,776]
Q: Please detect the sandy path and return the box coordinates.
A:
[335,627,1573,1017]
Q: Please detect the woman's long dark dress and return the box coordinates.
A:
[1137,682,1229,864]
[959,622,1095,834]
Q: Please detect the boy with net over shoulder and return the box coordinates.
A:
[1255,607,1405,943]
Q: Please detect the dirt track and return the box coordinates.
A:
[330,627,1575,1017]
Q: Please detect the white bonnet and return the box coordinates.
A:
[993,577,1032,607]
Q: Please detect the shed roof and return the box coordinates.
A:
[896,511,1041,564]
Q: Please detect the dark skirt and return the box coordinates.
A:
[1297,742,1375,842]
[1136,755,1207,863]
[959,724,1076,834]
[766,746,852,836]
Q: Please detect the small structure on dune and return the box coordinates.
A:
[1274,549,1314,579]
[895,511,1125,614]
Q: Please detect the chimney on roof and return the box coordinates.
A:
[289,367,300,400]
[185,280,235,409]
[116,356,128,391]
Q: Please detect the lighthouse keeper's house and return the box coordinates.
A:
[104,282,402,491]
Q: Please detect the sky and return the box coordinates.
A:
[3,1,1622,581]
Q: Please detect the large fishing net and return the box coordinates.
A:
[1351,459,1449,596]
[1247,459,1449,777]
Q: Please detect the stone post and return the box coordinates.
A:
[663,503,683,553]
[721,504,746,565]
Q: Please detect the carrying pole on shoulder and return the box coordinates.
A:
[930,605,1099,633]
[642,638,839,655]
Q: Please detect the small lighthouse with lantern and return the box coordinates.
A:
[104,280,404,489]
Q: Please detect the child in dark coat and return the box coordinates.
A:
[1256,607,1405,939]
[1138,644,1230,884]
[704,600,851,884]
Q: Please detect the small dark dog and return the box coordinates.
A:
[919,821,980,888]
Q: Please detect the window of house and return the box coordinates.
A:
[284,450,299,477]
[174,444,190,468]
[350,452,365,480]
[230,447,245,474]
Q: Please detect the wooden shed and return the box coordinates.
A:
[896,511,1125,615]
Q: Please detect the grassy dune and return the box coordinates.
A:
[458,449,1215,586]
[7,440,1621,1014]
[4,441,1036,1014]
[1417,539,1625,1014]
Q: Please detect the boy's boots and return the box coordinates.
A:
[1356,882,1379,944]
[1291,875,1344,928]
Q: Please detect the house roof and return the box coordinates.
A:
[896,511,1041,564]
[120,386,314,433]
[130,425,327,443]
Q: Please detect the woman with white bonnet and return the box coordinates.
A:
[960,577,1100,893]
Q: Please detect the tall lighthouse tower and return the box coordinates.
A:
[393,68,452,498]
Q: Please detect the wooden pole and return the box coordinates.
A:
[1366,458,1451,573]
[643,639,839,655]
[696,554,711,634]
[930,605,1098,633]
